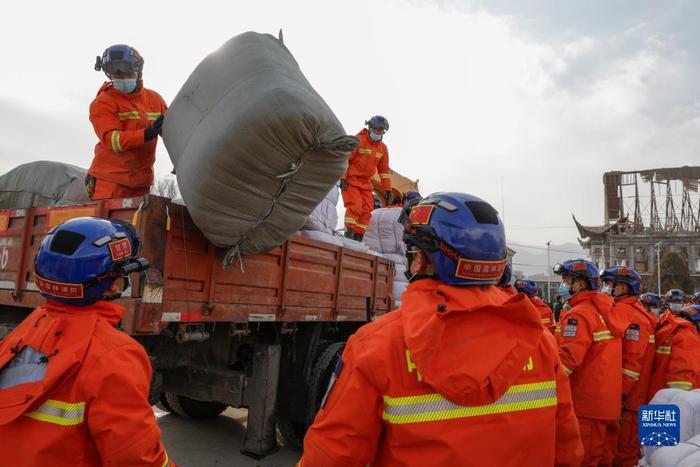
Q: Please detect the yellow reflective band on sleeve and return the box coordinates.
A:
[562,364,573,376]
[356,222,368,229]
[541,318,551,325]
[375,152,384,159]
[555,325,562,334]
[162,452,170,467]
[117,111,140,120]
[593,330,613,341]
[622,368,641,380]
[649,335,655,343]
[23,399,85,426]
[379,173,392,179]
[344,217,357,226]
[382,380,557,425]
[146,112,162,121]
[358,148,373,154]
[656,346,671,355]
[111,130,122,153]
[667,381,693,390]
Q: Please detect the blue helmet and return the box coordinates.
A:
[499,262,512,287]
[514,279,539,296]
[553,259,600,291]
[693,292,700,305]
[365,115,389,132]
[95,44,144,77]
[665,289,686,303]
[403,191,422,205]
[639,293,662,309]
[679,305,700,324]
[34,217,149,306]
[402,192,507,286]
[600,266,644,295]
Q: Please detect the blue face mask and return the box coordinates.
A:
[558,282,571,300]
[369,130,383,142]
[670,303,683,312]
[112,78,138,93]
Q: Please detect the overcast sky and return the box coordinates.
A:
[2,0,698,254]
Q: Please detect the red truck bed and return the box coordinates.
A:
[0,195,394,334]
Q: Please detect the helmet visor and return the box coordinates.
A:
[103,60,139,75]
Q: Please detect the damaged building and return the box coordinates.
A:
[574,166,700,290]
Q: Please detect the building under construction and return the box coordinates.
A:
[574,166,700,291]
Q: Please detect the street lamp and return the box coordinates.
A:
[546,240,551,302]
[654,241,663,294]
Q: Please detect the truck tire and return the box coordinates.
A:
[155,393,174,413]
[306,342,345,425]
[276,417,306,450]
[163,392,227,420]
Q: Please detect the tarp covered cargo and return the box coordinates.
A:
[163,31,357,263]
[0,161,89,209]
[372,168,419,204]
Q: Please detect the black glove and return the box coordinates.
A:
[385,191,394,205]
[338,179,348,190]
[144,115,164,142]
[85,175,96,197]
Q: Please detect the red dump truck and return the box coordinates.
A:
[0,195,394,457]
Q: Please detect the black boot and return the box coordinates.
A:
[354,232,364,242]
[344,229,355,239]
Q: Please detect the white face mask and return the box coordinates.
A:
[650,308,661,316]
[112,78,137,93]
[670,303,683,312]
[600,285,613,295]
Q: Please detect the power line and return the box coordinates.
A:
[508,241,584,255]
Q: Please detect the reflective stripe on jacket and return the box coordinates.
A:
[648,312,700,399]
[341,129,391,191]
[88,82,167,189]
[0,301,174,467]
[556,290,625,420]
[299,279,583,467]
[613,296,657,411]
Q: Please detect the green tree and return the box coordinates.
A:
[649,251,694,294]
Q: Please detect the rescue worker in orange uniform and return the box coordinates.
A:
[86,44,167,200]
[340,116,392,241]
[497,262,517,296]
[0,217,174,467]
[600,267,656,467]
[648,304,700,400]
[554,259,627,467]
[515,278,556,333]
[298,192,583,467]
[664,289,686,315]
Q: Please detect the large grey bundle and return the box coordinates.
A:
[0,161,89,209]
[163,31,357,263]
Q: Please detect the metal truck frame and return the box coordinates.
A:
[0,195,394,457]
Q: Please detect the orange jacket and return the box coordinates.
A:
[531,296,556,333]
[341,129,391,191]
[556,291,626,420]
[88,82,167,189]
[648,312,700,399]
[613,296,657,411]
[0,301,173,467]
[299,279,583,467]
[499,285,517,296]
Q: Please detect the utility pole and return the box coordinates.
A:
[655,241,663,294]
[546,240,551,303]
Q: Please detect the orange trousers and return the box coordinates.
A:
[614,410,641,467]
[89,178,150,200]
[579,417,620,467]
[341,183,374,234]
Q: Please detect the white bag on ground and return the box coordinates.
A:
[163,31,357,261]
[364,208,405,255]
[0,161,89,209]
[302,186,339,234]
[643,389,700,462]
